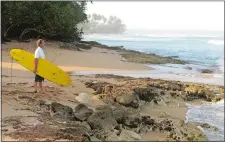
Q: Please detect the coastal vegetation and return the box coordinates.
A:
[2,1,88,42]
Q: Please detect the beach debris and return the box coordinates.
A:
[74,103,94,121]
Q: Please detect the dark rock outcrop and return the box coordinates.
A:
[74,104,94,121]
[200,69,214,74]
[113,107,141,128]
[87,105,117,133]
[133,87,160,102]
[50,102,74,121]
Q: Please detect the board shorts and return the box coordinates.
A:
[35,74,44,82]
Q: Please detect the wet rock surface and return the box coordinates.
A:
[85,75,224,103]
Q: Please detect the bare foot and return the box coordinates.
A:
[39,89,45,94]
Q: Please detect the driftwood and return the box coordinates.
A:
[19,28,57,41]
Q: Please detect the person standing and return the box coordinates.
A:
[33,39,45,93]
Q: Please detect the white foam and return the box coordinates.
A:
[216,100,224,105]
[186,102,224,141]
[216,58,224,72]
[208,40,224,45]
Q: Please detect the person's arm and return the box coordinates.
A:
[34,50,39,73]
[34,58,38,73]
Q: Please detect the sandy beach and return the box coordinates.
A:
[2,41,223,141]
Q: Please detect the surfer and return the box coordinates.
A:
[33,39,45,93]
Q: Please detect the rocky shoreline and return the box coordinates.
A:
[62,40,219,74]
[2,75,223,141]
[62,40,187,65]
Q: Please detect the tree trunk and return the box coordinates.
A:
[4,24,14,37]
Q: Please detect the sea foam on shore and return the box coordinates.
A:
[185,100,224,141]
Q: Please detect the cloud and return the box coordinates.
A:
[86,2,224,31]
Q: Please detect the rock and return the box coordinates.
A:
[90,136,101,141]
[74,104,94,121]
[167,56,179,58]
[133,87,159,102]
[50,102,74,121]
[113,107,141,128]
[59,127,90,141]
[80,121,92,131]
[105,131,121,141]
[184,66,192,70]
[200,69,214,74]
[141,116,155,125]
[123,113,141,128]
[75,93,92,105]
[121,57,127,62]
[195,123,218,131]
[119,129,141,141]
[116,94,139,108]
[87,105,118,133]
[197,126,205,133]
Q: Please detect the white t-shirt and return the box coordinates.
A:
[34,47,45,59]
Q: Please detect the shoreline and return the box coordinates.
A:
[72,70,224,86]
[2,41,224,141]
[3,62,223,86]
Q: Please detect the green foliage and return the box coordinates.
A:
[1,1,88,42]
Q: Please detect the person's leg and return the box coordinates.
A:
[39,82,43,92]
[34,75,39,93]
[39,76,44,93]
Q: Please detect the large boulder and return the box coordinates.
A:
[50,102,74,121]
[74,104,94,121]
[115,94,139,108]
[87,105,118,133]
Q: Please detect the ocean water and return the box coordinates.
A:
[185,100,224,141]
[82,31,224,75]
[82,31,224,141]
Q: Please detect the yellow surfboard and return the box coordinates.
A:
[10,49,72,86]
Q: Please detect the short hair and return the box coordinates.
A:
[36,39,43,46]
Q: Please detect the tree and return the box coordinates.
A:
[1,1,89,42]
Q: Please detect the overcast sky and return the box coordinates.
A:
[86,2,224,31]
